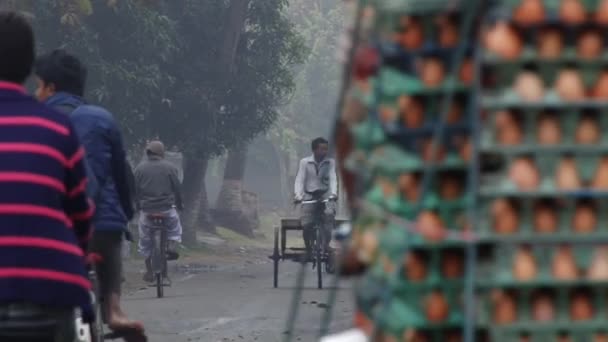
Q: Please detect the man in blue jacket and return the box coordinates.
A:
[34,50,145,341]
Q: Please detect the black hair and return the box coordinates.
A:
[34,49,87,96]
[0,11,34,84]
[311,137,329,151]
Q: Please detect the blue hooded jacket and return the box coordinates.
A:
[46,92,134,231]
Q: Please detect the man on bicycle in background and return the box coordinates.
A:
[294,137,338,260]
[34,50,145,341]
[134,140,183,284]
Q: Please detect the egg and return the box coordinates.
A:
[446,100,464,124]
[587,246,608,280]
[420,57,445,87]
[440,175,462,200]
[533,201,558,233]
[492,199,519,235]
[425,291,449,322]
[555,69,586,101]
[398,173,420,202]
[441,250,464,279]
[353,46,381,81]
[496,110,524,145]
[594,334,608,342]
[436,15,459,48]
[570,292,594,321]
[577,30,603,59]
[556,157,582,190]
[398,16,424,50]
[493,291,517,324]
[592,157,608,189]
[537,114,562,145]
[509,158,541,190]
[591,71,608,99]
[459,58,474,85]
[572,201,597,233]
[532,293,555,321]
[458,137,473,162]
[484,21,523,59]
[417,211,445,242]
[404,251,427,282]
[420,138,446,162]
[560,0,587,25]
[538,28,563,59]
[514,71,545,101]
[513,246,538,281]
[552,245,578,280]
[596,0,608,24]
[378,105,398,124]
[399,96,425,129]
[576,116,600,144]
[514,0,546,25]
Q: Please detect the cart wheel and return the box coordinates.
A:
[316,229,323,290]
[273,227,280,288]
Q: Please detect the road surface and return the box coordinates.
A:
[123,252,355,342]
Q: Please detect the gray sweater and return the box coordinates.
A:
[134,156,183,212]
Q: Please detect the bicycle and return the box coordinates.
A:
[145,212,171,298]
[299,198,337,289]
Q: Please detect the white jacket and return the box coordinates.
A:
[294,155,338,201]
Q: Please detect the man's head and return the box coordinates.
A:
[311,137,329,161]
[146,140,165,158]
[0,11,35,85]
[34,49,87,101]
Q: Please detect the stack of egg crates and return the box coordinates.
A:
[478,0,608,341]
[340,0,485,340]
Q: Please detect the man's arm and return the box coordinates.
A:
[169,165,184,210]
[294,159,307,201]
[329,159,338,198]
[109,122,134,221]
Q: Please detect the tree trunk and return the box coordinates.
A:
[214,146,256,237]
[181,154,210,246]
[196,161,216,235]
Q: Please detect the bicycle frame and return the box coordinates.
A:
[147,214,168,298]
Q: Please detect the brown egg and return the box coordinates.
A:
[587,246,608,280]
[537,114,562,145]
[420,139,446,162]
[591,71,608,99]
[484,21,523,59]
[492,199,519,235]
[556,157,582,190]
[399,96,425,129]
[555,69,586,101]
[458,137,473,162]
[446,100,464,124]
[533,201,558,233]
[436,15,459,48]
[514,0,546,25]
[493,291,517,324]
[459,58,474,85]
[417,211,445,242]
[577,30,603,59]
[538,28,563,59]
[398,16,424,50]
[496,111,524,145]
[404,251,427,282]
[513,246,538,280]
[594,334,608,342]
[552,245,578,280]
[425,291,449,322]
[442,251,464,279]
[440,175,462,200]
[560,0,587,25]
[509,158,541,190]
[595,0,608,24]
[420,58,445,87]
[592,157,608,189]
[514,72,545,101]
[573,201,597,233]
[532,293,555,321]
[379,105,398,124]
[399,173,420,202]
[576,116,601,144]
[570,292,594,321]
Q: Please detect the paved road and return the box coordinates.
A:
[123,257,355,342]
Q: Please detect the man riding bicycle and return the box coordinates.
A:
[294,137,338,259]
[134,141,183,284]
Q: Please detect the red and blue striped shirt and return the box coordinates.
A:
[0,81,93,312]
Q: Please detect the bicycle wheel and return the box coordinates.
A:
[89,269,104,342]
[273,227,280,288]
[151,230,164,298]
[316,228,323,289]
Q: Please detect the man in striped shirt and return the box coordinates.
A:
[0,11,93,341]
